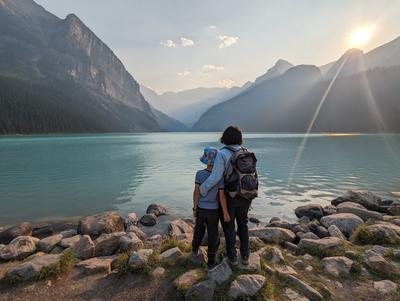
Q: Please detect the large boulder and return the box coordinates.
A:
[185,279,216,301]
[320,213,363,237]
[228,274,266,299]
[60,235,81,248]
[249,227,295,244]
[174,268,203,290]
[0,222,32,244]
[320,256,353,277]
[298,237,344,257]
[73,235,95,260]
[363,250,398,277]
[168,220,194,241]
[78,212,124,238]
[207,259,232,284]
[140,214,157,226]
[129,249,153,267]
[337,202,383,222]
[94,232,125,256]
[295,204,324,220]
[125,225,147,240]
[160,247,183,261]
[332,190,387,212]
[146,203,167,217]
[352,222,400,245]
[76,257,114,275]
[37,234,63,253]
[0,236,39,261]
[5,253,61,281]
[119,232,143,252]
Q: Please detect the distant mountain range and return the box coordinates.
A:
[193,37,400,132]
[0,0,185,133]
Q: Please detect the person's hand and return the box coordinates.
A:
[223,213,231,223]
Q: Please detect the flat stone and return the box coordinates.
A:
[60,229,78,238]
[140,214,157,226]
[146,203,167,216]
[295,204,324,220]
[5,254,61,281]
[0,236,39,261]
[285,288,310,301]
[78,211,124,238]
[320,213,363,237]
[238,252,261,271]
[60,235,81,248]
[286,275,323,301]
[320,256,353,277]
[373,280,397,294]
[119,232,143,252]
[274,264,297,275]
[363,250,397,277]
[327,225,347,240]
[298,237,343,256]
[297,232,319,240]
[38,234,63,253]
[73,235,95,260]
[249,227,296,244]
[129,249,153,266]
[160,247,183,261]
[174,268,203,290]
[168,219,193,241]
[332,190,384,212]
[185,279,216,301]
[228,274,266,299]
[94,232,125,256]
[207,259,232,284]
[337,204,383,222]
[76,257,113,275]
[337,202,367,210]
[0,222,32,244]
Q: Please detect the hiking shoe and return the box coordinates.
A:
[207,256,222,272]
[241,255,249,266]
[227,256,238,266]
[191,249,199,257]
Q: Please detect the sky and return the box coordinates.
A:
[35,0,400,94]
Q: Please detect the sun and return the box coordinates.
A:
[348,26,373,48]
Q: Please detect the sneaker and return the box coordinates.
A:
[191,249,199,257]
[227,256,238,266]
[241,255,249,266]
[207,256,222,272]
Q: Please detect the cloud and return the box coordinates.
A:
[218,79,235,88]
[217,35,239,48]
[180,37,194,47]
[177,71,190,77]
[203,64,224,72]
[160,39,176,48]
[208,25,217,30]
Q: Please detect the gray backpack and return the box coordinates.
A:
[223,146,258,201]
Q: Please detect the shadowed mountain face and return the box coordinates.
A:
[193,62,400,132]
[0,0,184,133]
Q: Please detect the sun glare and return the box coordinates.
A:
[349,26,373,48]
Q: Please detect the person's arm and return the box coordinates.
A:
[193,184,200,218]
[199,152,225,196]
[219,189,230,222]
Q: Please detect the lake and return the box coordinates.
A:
[0,133,399,225]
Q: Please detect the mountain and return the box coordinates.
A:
[141,84,251,126]
[253,59,293,85]
[0,0,183,133]
[193,63,400,132]
[323,49,365,80]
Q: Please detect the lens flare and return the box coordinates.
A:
[349,26,373,48]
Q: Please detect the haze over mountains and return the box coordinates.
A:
[0,0,399,134]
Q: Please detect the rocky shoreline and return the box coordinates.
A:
[0,190,399,300]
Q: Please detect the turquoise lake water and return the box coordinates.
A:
[0,133,399,225]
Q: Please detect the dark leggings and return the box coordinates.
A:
[192,208,220,264]
[221,202,250,259]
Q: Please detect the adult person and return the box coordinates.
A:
[199,126,254,266]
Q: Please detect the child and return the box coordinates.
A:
[192,146,231,271]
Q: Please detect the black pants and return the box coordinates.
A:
[221,201,250,259]
[192,208,220,264]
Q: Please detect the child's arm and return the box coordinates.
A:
[193,184,200,218]
[219,189,231,222]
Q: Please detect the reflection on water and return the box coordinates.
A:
[0,133,399,225]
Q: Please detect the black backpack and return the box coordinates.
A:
[223,146,258,201]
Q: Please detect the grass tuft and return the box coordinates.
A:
[160,239,191,253]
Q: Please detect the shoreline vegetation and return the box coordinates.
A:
[0,190,400,300]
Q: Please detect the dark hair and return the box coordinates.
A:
[220,126,243,145]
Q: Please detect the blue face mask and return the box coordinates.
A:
[200,146,218,165]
